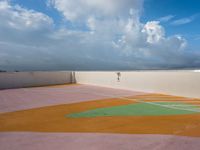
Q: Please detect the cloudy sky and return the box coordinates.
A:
[0,0,200,71]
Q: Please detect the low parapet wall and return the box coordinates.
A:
[76,71,200,98]
[0,71,72,89]
[1,71,200,98]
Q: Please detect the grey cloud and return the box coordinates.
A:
[0,0,200,71]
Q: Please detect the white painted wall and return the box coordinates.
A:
[76,71,200,98]
[0,71,72,89]
[1,71,199,98]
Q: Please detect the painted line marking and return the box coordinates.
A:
[75,89,200,113]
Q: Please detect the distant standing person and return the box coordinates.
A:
[116,72,121,82]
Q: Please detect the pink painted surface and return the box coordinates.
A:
[0,84,145,113]
[0,84,199,150]
[0,132,199,150]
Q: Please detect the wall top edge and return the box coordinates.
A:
[1,70,200,74]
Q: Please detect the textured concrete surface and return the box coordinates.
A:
[0,133,200,150]
[1,84,200,150]
[0,84,143,113]
[1,96,200,137]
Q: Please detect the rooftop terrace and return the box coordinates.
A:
[0,71,200,150]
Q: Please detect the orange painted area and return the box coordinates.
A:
[126,94,200,107]
[1,95,200,137]
[128,94,192,99]
[0,98,134,129]
[127,94,198,102]
[42,83,80,88]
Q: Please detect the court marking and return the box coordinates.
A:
[68,102,198,118]
[74,89,200,113]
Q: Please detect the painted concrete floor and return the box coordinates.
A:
[0,84,200,150]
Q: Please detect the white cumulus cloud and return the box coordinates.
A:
[0,0,199,71]
[48,0,143,21]
[0,1,53,30]
[142,21,165,44]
